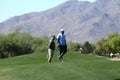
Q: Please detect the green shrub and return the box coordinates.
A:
[67,42,81,52]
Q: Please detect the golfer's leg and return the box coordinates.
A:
[60,46,67,61]
[48,49,52,63]
[59,46,62,58]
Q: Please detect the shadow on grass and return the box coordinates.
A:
[115,79,120,80]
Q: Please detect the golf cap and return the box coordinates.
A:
[60,29,64,32]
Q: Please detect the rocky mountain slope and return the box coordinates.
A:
[0,0,120,43]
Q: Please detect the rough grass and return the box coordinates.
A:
[0,51,120,80]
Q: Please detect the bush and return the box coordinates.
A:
[67,42,81,52]
[0,31,50,58]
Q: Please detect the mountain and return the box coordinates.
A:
[0,0,120,43]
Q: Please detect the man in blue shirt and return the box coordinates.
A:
[57,29,67,62]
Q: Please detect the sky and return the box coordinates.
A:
[0,0,96,23]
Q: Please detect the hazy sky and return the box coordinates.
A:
[0,0,96,22]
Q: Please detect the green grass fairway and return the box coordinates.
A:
[0,51,120,80]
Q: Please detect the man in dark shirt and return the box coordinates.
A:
[48,35,56,63]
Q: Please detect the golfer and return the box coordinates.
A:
[48,35,56,63]
[57,29,67,62]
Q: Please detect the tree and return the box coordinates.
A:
[83,41,93,54]
[96,33,120,55]
[96,38,106,55]
[104,33,120,53]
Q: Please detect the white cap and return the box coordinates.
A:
[60,29,64,32]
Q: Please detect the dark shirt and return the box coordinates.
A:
[49,39,55,50]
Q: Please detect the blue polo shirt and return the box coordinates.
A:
[57,33,66,46]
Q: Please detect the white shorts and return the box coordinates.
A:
[48,49,54,58]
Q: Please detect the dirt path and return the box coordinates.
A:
[109,57,120,61]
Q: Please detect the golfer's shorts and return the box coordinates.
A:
[48,49,54,58]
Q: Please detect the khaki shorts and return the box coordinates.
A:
[48,49,54,58]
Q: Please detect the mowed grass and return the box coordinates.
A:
[0,51,120,80]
